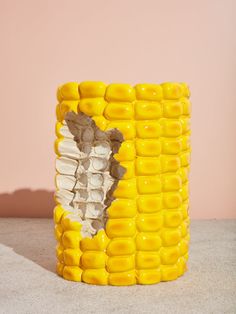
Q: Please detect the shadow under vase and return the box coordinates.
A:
[0,189,56,273]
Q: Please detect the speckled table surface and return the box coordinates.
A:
[0,219,235,314]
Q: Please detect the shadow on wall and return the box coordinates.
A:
[0,189,54,217]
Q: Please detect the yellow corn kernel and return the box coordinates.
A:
[60,100,79,114]
[163,100,183,118]
[137,176,162,194]
[185,233,190,243]
[135,157,161,175]
[63,248,82,266]
[186,216,190,228]
[161,155,181,173]
[134,101,162,120]
[105,83,135,102]
[137,269,161,285]
[136,213,163,232]
[106,238,135,256]
[57,88,63,103]
[161,82,184,100]
[57,82,80,101]
[79,98,106,116]
[135,139,161,157]
[180,83,190,97]
[135,84,163,101]
[113,179,137,198]
[161,229,182,246]
[56,262,64,276]
[80,230,109,251]
[137,195,162,213]
[161,119,182,137]
[176,256,187,276]
[178,239,189,256]
[107,199,136,218]
[54,224,63,241]
[81,251,107,269]
[120,161,135,179]
[181,97,191,115]
[162,174,182,191]
[56,244,64,262]
[180,117,190,134]
[163,192,182,209]
[62,231,82,249]
[161,138,182,155]
[82,269,108,285]
[164,211,183,228]
[161,265,178,281]
[92,116,108,131]
[104,102,134,120]
[106,121,135,140]
[136,252,160,269]
[55,122,64,138]
[79,81,106,98]
[61,215,82,231]
[56,104,61,121]
[108,270,136,286]
[181,135,190,151]
[177,167,189,183]
[107,255,135,272]
[160,247,180,265]
[180,221,188,237]
[63,266,82,282]
[54,205,65,224]
[54,138,62,156]
[136,121,161,138]
[181,183,189,201]
[181,203,189,219]
[180,152,191,167]
[106,219,136,238]
[136,233,162,251]
[57,100,79,122]
[114,140,136,161]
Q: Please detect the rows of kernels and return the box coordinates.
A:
[55,81,191,285]
[103,84,137,285]
[133,83,190,284]
[55,83,110,284]
[102,83,189,284]
[54,204,83,282]
[56,82,80,123]
[55,83,109,284]
[160,83,190,282]
[71,83,137,285]
[180,92,191,264]
[56,209,111,284]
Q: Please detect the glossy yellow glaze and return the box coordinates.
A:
[54,81,191,285]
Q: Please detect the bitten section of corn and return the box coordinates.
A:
[54,81,191,285]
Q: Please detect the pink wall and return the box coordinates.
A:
[0,0,235,219]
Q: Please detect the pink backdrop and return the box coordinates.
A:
[0,0,235,218]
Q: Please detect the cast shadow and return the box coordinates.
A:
[0,189,56,272]
[0,188,54,217]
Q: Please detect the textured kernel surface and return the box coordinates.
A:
[55,81,191,285]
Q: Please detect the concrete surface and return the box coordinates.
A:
[0,219,235,314]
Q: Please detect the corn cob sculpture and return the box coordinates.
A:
[54,82,191,285]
